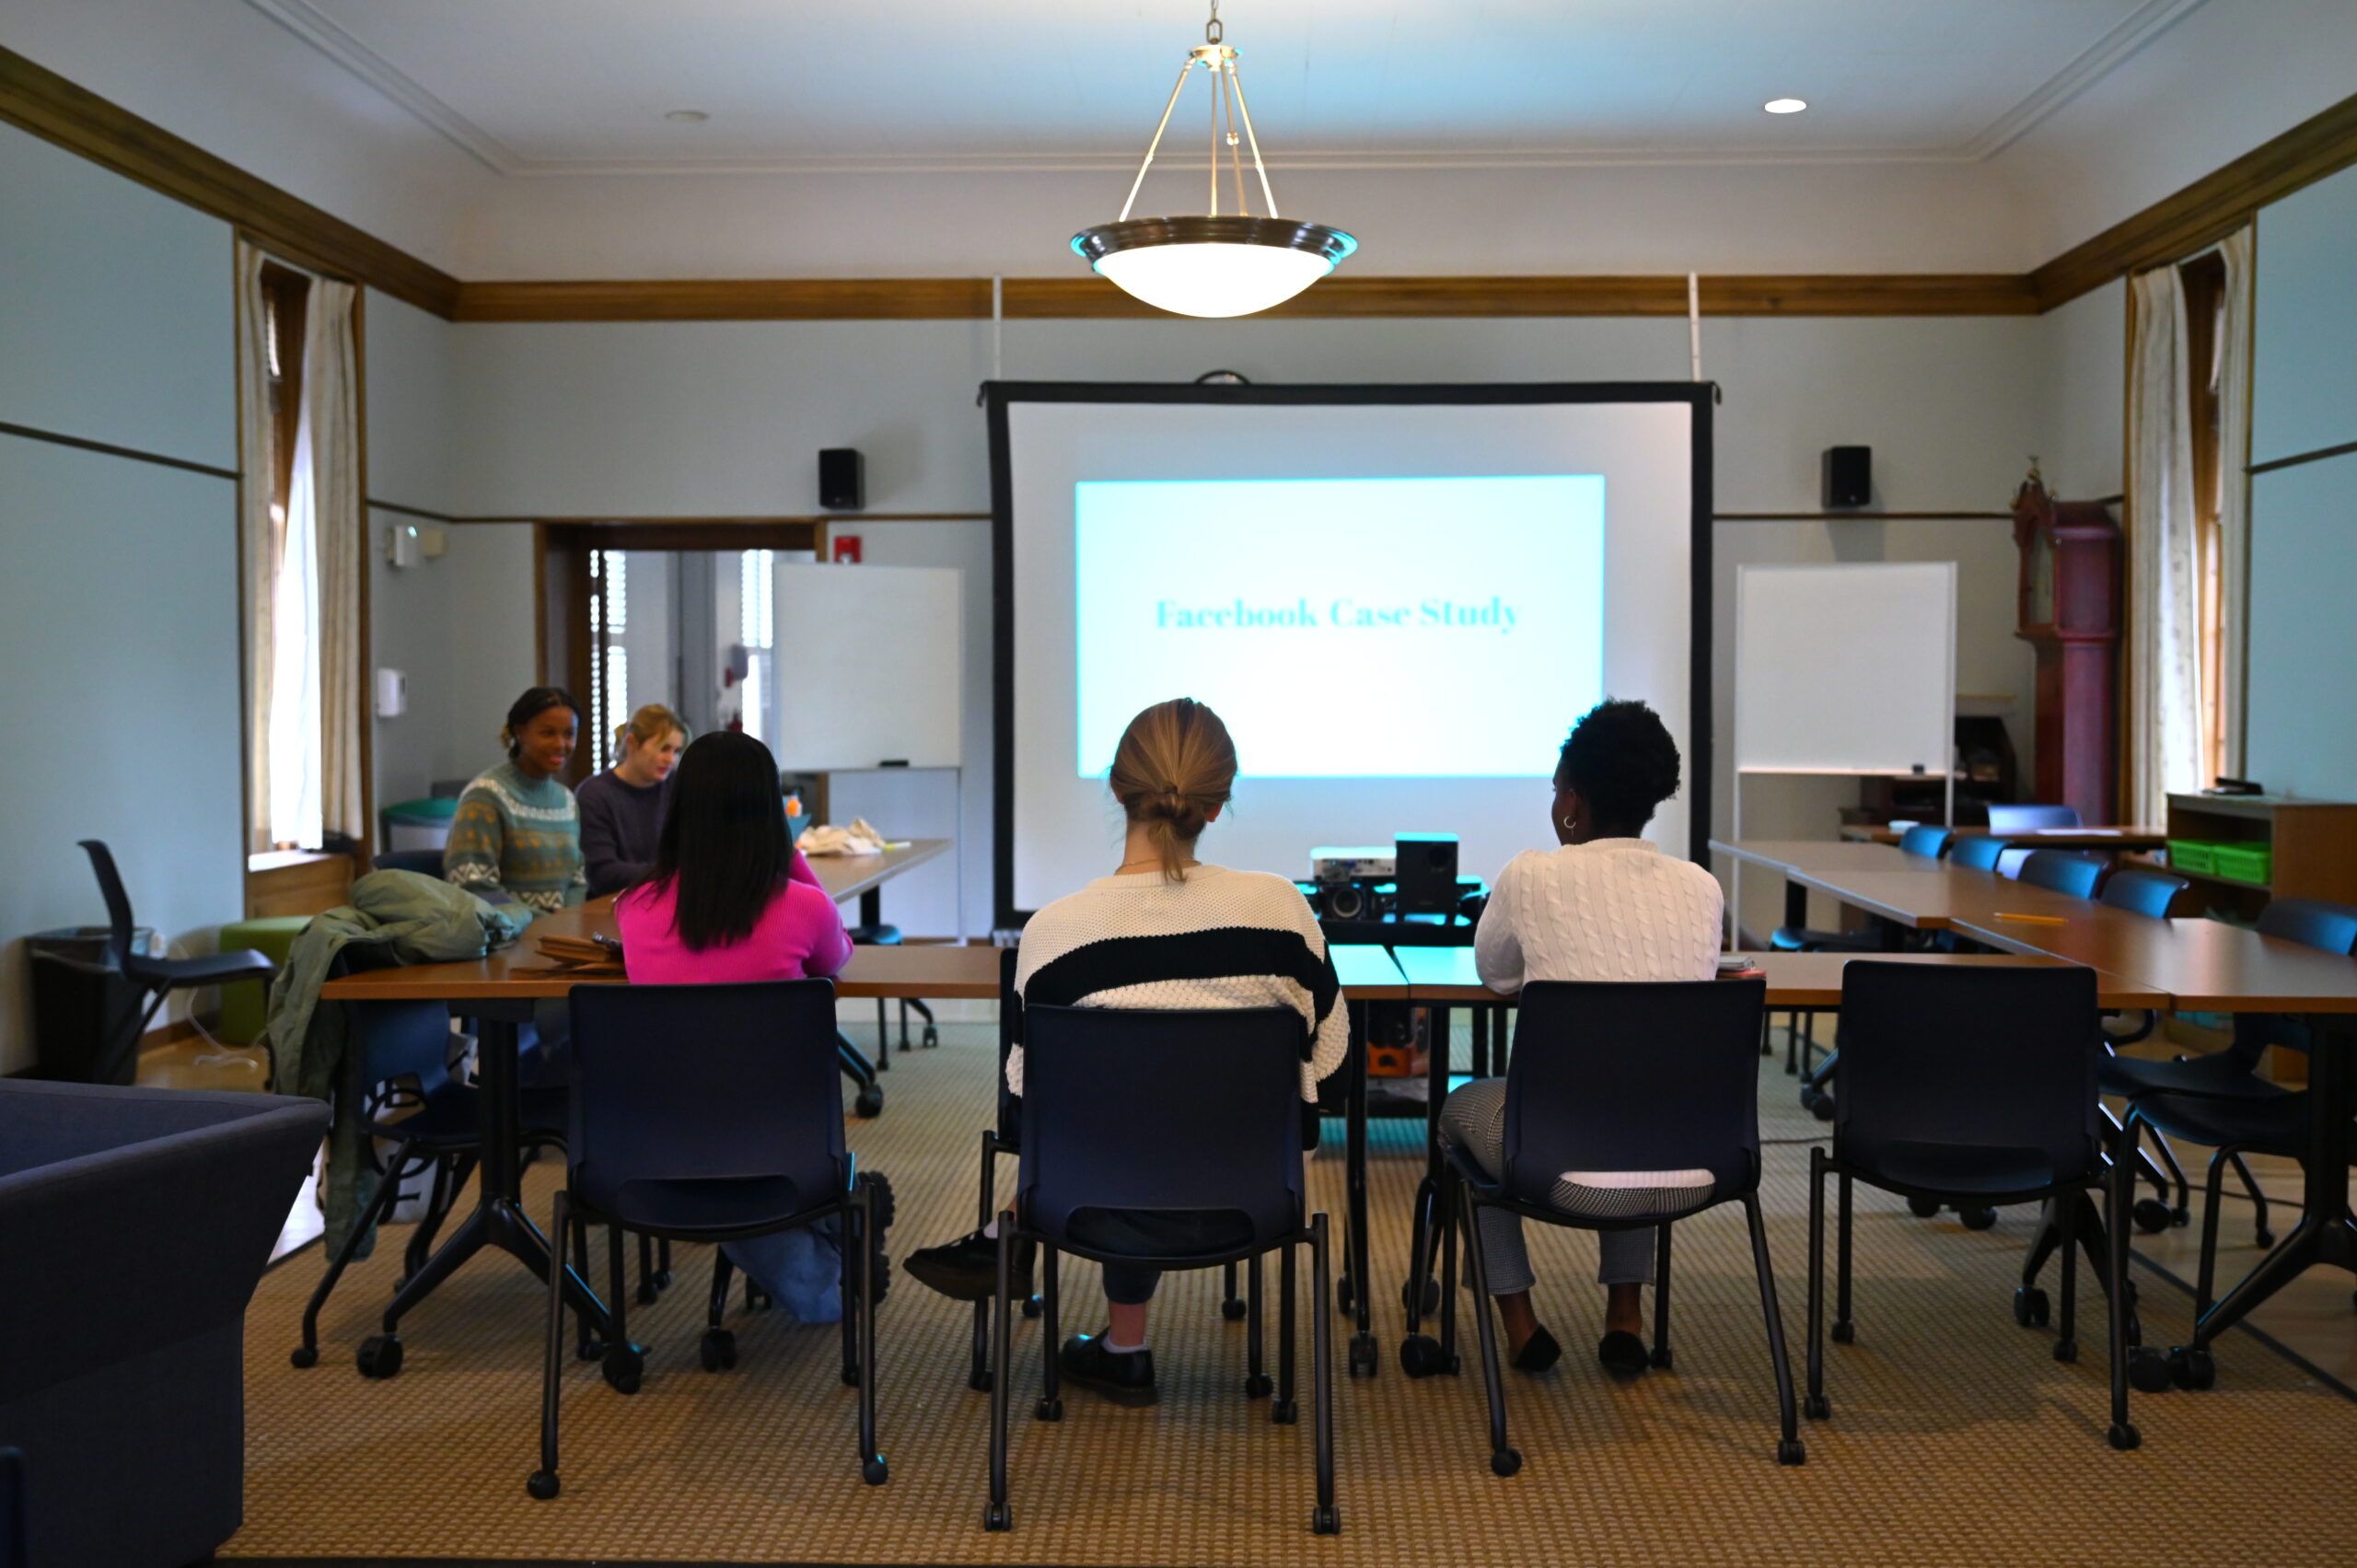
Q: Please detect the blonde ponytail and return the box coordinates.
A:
[615,703,690,767]
[1108,698,1237,881]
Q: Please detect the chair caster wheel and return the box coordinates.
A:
[654,1267,672,1289]
[1797,1085,1821,1110]
[1221,1296,1248,1322]
[1312,1504,1341,1535]
[2131,1198,2172,1235]
[526,1469,560,1501]
[1650,1346,1673,1369]
[2255,1228,2275,1249]
[1021,1294,1042,1319]
[1490,1447,1522,1478]
[1810,1095,1835,1122]
[700,1328,737,1372]
[968,1366,993,1392]
[2108,1422,2142,1451]
[1271,1399,1299,1425]
[1777,1438,1807,1466]
[842,1360,863,1388]
[1399,1335,1445,1378]
[863,1456,889,1485]
[853,1086,884,1119]
[923,1026,940,1049]
[357,1334,403,1379]
[2013,1286,2050,1328]
[1400,1276,1440,1315]
[290,1345,318,1369]
[983,1503,1011,1532]
[1244,1372,1272,1399]
[637,1283,659,1306]
[1958,1206,1997,1231]
[1830,1320,1854,1344]
[576,1338,604,1363]
[2127,1347,2176,1394]
[2170,1208,2189,1228]
[1349,1331,1378,1376]
[2052,1339,2078,1364]
[1804,1393,1829,1421]
[2170,1345,2215,1390]
[1908,1197,1942,1217]
[1034,1397,1063,1422]
[601,1342,644,1395]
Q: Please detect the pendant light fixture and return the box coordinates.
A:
[1071,2,1356,319]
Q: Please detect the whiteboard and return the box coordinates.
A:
[772,563,962,769]
[1734,563,1955,774]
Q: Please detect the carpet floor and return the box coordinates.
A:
[225,1022,2356,1565]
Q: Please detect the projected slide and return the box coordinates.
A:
[1074,476,1603,778]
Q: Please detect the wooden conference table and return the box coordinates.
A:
[1713,835,2357,1358]
[317,862,982,1350]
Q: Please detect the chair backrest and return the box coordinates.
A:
[1835,962,2102,1185]
[1898,824,1953,859]
[1988,803,2084,832]
[997,944,1023,1141]
[2016,850,2106,899]
[1501,979,1767,1208]
[1995,846,2037,879]
[372,849,447,877]
[566,981,846,1223]
[2100,866,2193,920]
[1017,1005,1304,1250]
[1948,834,2008,872]
[2256,896,2357,956]
[75,840,137,971]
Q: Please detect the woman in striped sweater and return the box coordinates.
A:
[443,687,590,915]
[905,698,1348,1407]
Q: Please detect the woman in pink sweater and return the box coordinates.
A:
[613,729,860,1315]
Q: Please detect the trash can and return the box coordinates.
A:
[27,925,150,1085]
[380,796,459,854]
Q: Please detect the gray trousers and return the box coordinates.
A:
[1437,1079,1655,1295]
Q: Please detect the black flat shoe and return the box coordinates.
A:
[902,1228,1033,1303]
[1597,1330,1650,1376]
[1059,1333,1158,1407]
[1510,1326,1562,1374]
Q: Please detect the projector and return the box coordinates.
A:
[1310,846,1395,884]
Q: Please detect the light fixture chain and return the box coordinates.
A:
[1206,0,1222,45]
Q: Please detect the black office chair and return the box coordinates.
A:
[0,1446,22,1568]
[842,918,940,1056]
[1989,804,2084,832]
[1790,824,1958,1121]
[1418,978,1802,1471]
[1807,961,2138,1450]
[984,1005,1336,1535]
[2016,849,2108,899]
[529,980,889,1500]
[76,840,277,1085]
[372,849,447,877]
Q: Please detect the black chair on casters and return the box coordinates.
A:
[77,839,277,1085]
[843,917,939,1056]
[1785,825,1956,1119]
[983,1005,1337,1535]
[1410,978,1803,1472]
[1805,961,2138,1450]
[528,980,888,1500]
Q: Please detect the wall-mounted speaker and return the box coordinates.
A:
[819,447,865,511]
[1822,446,1872,509]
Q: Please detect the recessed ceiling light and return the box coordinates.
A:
[1764,98,1807,115]
[664,110,709,123]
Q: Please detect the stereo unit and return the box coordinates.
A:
[1306,877,1392,923]
[1310,845,1395,884]
[1393,831,1459,915]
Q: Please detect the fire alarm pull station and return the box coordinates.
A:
[832,535,862,563]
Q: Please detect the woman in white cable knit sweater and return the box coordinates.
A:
[904,697,1348,1408]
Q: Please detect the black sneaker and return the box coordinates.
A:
[1059,1332,1158,1407]
[902,1227,1033,1303]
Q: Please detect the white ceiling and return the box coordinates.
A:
[252,0,2214,175]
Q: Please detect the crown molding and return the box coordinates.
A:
[1959,0,2212,160]
[242,0,521,174]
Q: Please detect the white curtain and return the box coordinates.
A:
[305,277,366,844]
[2126,264,2202,827]
[2215,226,2255,779]
[235,240,279,852]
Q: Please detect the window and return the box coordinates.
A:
[2180,250,2230,788]
[258,262,321,853]
[738,548,774,743]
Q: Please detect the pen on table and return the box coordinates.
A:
[1992,911,2068,925]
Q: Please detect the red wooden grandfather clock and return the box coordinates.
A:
[2013,467,2121,824]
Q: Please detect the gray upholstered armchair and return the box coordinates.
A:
[0,1081,325,1568]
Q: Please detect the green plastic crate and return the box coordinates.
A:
[2212,843,2272,885]
[2166,839,2215,875]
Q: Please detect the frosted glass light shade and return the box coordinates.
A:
[1074,215,1357,319]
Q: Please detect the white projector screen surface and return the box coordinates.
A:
[997,390,1703,921]
[1074,476,1604,778]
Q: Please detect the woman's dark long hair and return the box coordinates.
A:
[644,730,793,950]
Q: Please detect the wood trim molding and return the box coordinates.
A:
[2032,87,2357,310]
[451,277,993,321]
[0,43,460,317]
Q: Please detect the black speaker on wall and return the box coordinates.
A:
[819,447,865,511]
[1822,446,1872,509]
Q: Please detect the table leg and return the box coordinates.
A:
[1346,1001,1370,1341]
[383,1013,608,1338]
[2192,1017,2357,1348]
[1403,1004,1453,1316]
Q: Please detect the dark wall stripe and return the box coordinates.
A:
[0,418,237,481]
